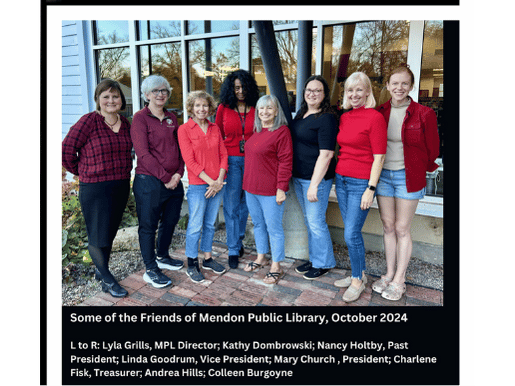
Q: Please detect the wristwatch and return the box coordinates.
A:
[367,185,376,191]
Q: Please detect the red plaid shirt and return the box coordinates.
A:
[62,111,133,183]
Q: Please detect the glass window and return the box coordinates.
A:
[95,47,132,117]
[187,20,239,35]
[188,36,240,104]
[251,29,309,113]
[139,42,184,124]
[137,21,181,40]
[94,21,129,45]
[322,21,410,110]
[419,20,444,197]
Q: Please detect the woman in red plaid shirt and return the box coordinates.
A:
[62,79,133,298]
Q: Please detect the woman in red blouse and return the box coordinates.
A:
[242,95,293,285]
[215,70,259,269]
[373,66,440,301]
[62,79,133,298]
[333,72,387,302]
[178,91,229,283]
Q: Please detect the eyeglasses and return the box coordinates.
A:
[305,89,323,95]
[151,89,170,96]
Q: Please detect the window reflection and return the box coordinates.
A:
[94,21,129,45]
[322,21,409,109]
[420,20,444,196]
[187,20,239,35]
[188,36,240,104]
[138,21,181,40]
[139,42,184,124]
[96,47,132,117]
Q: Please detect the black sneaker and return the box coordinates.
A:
[156,255,184,270]
[143,268,172,288]
[186,266,205,283]
[295,261,312,274]
[228,255,239,269]
[101,280,128,297]
[303,267,330,280]
[203,258,226,274]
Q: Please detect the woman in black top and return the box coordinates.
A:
[291,75,338,280]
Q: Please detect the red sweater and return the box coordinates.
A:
[215,104,256,157]
[131,106,184,183]
[336,106,387,179]
[377,99,440,192]
[62,111,132,183]
[243,125,293,196]
[177,118,229,185]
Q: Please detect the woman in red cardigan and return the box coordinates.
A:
[215,70,259,269]
[373,65,440,301]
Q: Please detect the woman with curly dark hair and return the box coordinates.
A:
[215,69,260,269]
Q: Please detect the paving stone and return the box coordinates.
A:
[160,292,190,305]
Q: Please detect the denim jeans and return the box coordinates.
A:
[293,177,336,269]
[334,174,372,279]
[245,192,286,263]
[376,168,426,200]
[185,184,225,258]
[133,174,184,270]
[223,156,249,255]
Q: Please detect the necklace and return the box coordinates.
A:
[104,114,119,129]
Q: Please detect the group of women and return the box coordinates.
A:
[62,65,439,303]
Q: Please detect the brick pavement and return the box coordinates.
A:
[80,242,443,307]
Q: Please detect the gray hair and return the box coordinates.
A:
[254,95,288,133]
[342,71,376,109]
[140,75,172,103]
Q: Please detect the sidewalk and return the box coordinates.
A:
[79,242,443,307]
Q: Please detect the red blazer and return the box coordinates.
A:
[377,99,440,193]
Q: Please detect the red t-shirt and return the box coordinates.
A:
[177,118,229,185]
[242,125,293,196]
[335,106,387,179]
[215,104,256,157]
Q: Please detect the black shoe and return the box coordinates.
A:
[143,268,172,288]
[228,255,239,269]
[156,255,184,270]
[239,246,245,257]
[101,280,128,297]
[295,261,312,274]
[303,267,330,280]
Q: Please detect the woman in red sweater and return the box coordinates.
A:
[333,72,387,302]
[242,95,293,285]
[62,79,133,298]
[373,66,440,301]
[215,70,259,269]
[178,91,229,283]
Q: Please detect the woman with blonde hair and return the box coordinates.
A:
[333,72,387,302]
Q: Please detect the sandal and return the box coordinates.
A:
[263,270,284,284]
[371,276,392,294]
[244,260,268,272]
[381,282,406,301]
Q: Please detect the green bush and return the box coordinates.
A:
[62,167,138,266]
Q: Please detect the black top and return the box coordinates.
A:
[290,112,338,180]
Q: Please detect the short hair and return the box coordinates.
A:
[140,75,172,103]
[294,75,334,120]
[254,95,288,133]
[386,65,415,86]
[342,72,376,109]
[185,90,217,118]
[219,69,260,109]
[94,79,126,111]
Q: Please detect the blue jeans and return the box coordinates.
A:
[185,184,225,258]
[133,174,184,270]
[223,156,249,255]
[334,174,372,279]
[245,192,286,263]
[293,177,336,269]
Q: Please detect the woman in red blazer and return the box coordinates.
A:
[373,65,440,301]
